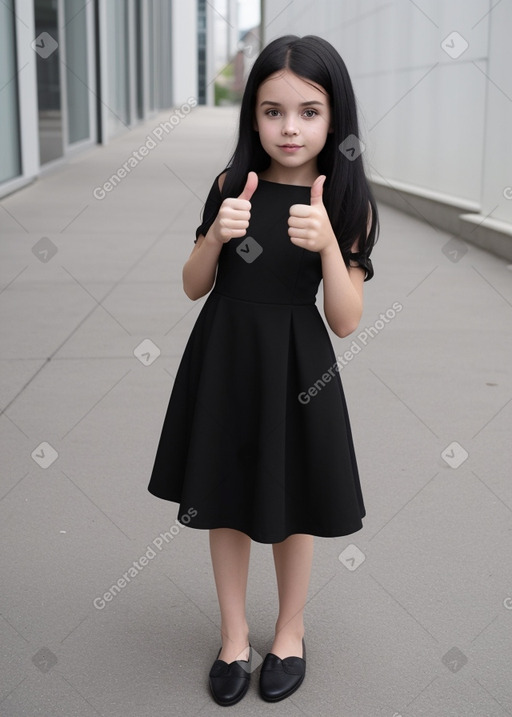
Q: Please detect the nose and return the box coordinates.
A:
[282,115,299,136]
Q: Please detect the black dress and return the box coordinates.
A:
[148,176,373,543]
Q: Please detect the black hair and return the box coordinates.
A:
[221,34,379,264]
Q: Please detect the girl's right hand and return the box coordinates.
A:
[210,172,259,244]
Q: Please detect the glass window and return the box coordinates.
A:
[34,0,64,164]
[106,0,130,136]
[64,0,90,144]
[0,0,22,182]
[148,0,156,111]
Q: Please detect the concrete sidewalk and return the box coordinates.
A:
[1,105,511,717]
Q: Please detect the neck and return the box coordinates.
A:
[259,160,318,186]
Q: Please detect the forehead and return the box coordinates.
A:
[257,70,328,103]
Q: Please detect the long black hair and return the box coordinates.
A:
[221,35,379,262]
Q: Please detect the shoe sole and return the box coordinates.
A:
[259,672,305,702]
[209,678,250,706]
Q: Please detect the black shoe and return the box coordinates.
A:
[209,645,252,706]
[259,639,306,702]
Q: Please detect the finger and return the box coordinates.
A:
[288,227,310,240]
[222,206,251,221]
[219,219,250,230]
[287,216,310,229]
[238,171,259,200]
[289,235,310,249]
[310,175,326,206]
[289,203,311,218]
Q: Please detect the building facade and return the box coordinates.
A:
[261,0,512,260]
[0,0,212,199]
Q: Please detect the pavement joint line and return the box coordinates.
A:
[471,470,512,514]
[0,610,31,644]
[368,472,440,542]
[60,367,132,439]
[164,298,204,336]
[0,195,192,417]
[471,264,512,308]
[0,471,30,505]
[0,265,29,295]
[369,63,439,132]
[163,573,221,634]
[0,676,29,708]
[404,676,440,710]
[2,411,30,439]
[60,470,132,541]
[368,367,439,438]
[473,676,512,716]
[0,202,29,232]
[406,265,439,297]
[58,672,105,717]
[59,204,90,233]
[470,613,500,644]
[59,614,90,644]
[369,573,439,643]
[471,396,512,440]
[163,162,206,203]
[60,264,133,335]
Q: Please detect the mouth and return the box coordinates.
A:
[279,144,303,152]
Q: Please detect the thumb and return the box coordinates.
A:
[310,175,326,206]
[238,171,259,201]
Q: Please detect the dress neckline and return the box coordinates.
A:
[258,178,311,189]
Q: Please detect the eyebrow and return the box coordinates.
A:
[259,100,325,107]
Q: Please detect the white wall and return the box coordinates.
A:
[261,0,512,231]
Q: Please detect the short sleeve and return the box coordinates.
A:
[348,251,374,281]
[195,174,223,242]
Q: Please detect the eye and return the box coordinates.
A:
[265,109,280,117]
[303,109,318,119]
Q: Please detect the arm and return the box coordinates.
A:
[288,175,371,338]
[182,172,258,300]
[320,239,365,338]
[182,229,224,301]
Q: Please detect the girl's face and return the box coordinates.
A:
[254,69,332,181]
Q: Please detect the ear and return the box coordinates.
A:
[253,116,259,132]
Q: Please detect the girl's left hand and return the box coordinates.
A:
[288,176,338,253]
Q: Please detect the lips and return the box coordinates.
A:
[278,144,303,153]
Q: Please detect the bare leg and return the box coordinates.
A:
[270,534,314,659]
[209,528,251,663]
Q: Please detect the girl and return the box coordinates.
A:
[148,35,378,706]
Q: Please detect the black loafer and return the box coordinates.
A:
[209,645,252,706]
[259,639,306,702]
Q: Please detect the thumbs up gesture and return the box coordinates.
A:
[288,175,337,252]
[212,172,258,244]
